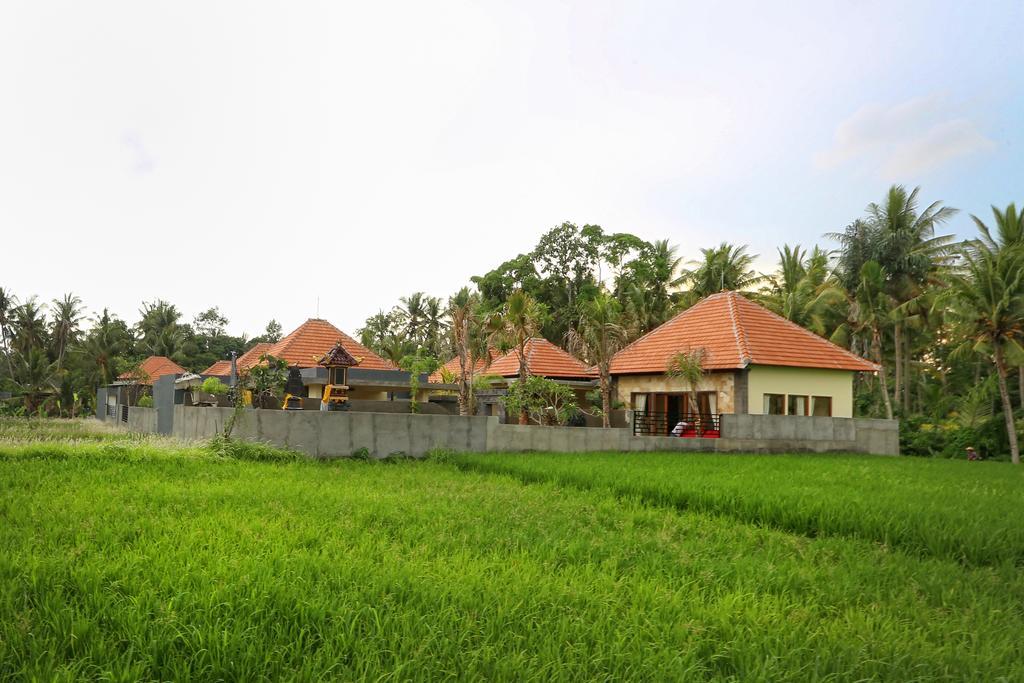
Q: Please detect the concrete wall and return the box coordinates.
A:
[720,413,898,455]
[746,365,854,418]
[158,405,899,458]
[125,406,157,433]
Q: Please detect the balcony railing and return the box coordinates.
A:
[632,410,721,438]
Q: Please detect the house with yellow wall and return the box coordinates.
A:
[609,291,877,434]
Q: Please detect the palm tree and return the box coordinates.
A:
[679,242,765,303]
[78,308,129,386]
[941,244,1024,464]
[854,261,895,419]
[666,347,708,423]
[764,245,846,335]
[866,185,958,411]
[972,203,1024,408]
[137,300,183,357]
[17,347,58,414]
[0,287,17,378]
[565,293,628,427]
[487,291,545,424]
[12,298,48,356]
[51,293,83,371]
[448,287,481,416]
[399,292,428,343]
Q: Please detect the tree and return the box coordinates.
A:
[972,203,1024,408]
[502,375,578,426]
[666,348,708,420]
[245,354,289,409]
[865,185,957,412]
[0,287,17,379]
[618,239,684,335]
[679,242,764,304]
[262,319,283,343]
[487,291,545,424]
[193,307,229,339]
[763,245,846,336]
[17,347,58,414]
[78,308,131,387]
[941,244,1024,464]
[399,348,440,414]
[137,300,186,360]
[50,293,83,372]
[12,297,48,356]
[448,287,485,416]
[565,293,628,427]
[854,261,895,420]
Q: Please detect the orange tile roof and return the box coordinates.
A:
[264,319,396,370]
[202,360,232,376]
[428,349,502,383]
[486,338,597,379]
[200,343,275,376]
[118,356,187,384]
[609,291,878,374]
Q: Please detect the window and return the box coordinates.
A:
[763,393,785,415]
[787,394,809,416]
[812,396,832,416]
[631,392,648,412]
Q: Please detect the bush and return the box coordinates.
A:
[204,435,303,463]
[200,377,229,396]
[137,395,154,408]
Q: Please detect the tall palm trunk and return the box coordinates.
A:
[517,344,529,425]
[599,367,612,429]
[872,330,893,420]
[994,346,1020,464]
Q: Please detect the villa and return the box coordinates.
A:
[609,291,878,435]
[201,318,409,402]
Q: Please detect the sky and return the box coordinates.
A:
[1,0,1022,339]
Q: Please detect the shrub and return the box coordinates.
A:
[200,377,229,396]
[137,395,154,408]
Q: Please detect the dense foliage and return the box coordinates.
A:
[4,185,1023,459]
[1,421,1022,680]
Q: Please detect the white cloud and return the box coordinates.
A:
[818,94,994,178]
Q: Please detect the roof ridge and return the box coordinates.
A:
[726,291,751,366]
[732,293,878,370]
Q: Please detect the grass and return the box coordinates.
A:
[1,419,1022,681]
[453,451,1024,567]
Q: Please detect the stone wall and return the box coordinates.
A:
[160,405,899,458]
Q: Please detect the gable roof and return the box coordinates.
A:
[118,356,187,384]
[609,291,878,374]
[202,360,232,376]
[486,338,597,379]
[264,319,395,370]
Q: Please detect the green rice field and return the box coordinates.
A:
[1,419,1022,681]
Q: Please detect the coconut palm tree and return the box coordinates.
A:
[78,308,129,387]
[50,293,83,372]
[679,242,765,304]
[971,202,1024,408]
[867,185,958,411]
[12,298,48,356]
[763,245,846,335]
[941,245,1024,464]
[566,293,628,428]
[487,291,545,424]
[854,261,895,420]
[0,287,17,378]
[17,347,58,414]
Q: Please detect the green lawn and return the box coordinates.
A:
[1,420,1022,681]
